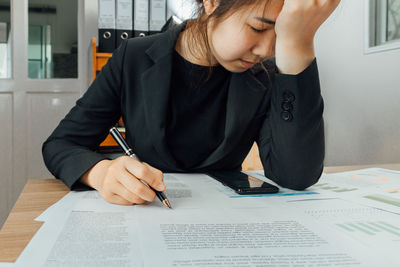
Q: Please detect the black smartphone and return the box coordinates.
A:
[206,171,279,195]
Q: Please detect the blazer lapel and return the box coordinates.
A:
[141,24,186,170]
[196,70,269,169]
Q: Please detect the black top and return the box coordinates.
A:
[166,50,231,169]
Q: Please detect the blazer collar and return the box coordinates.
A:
[141,23,185,169]
[145,22,186,63]
[141,22,270,171]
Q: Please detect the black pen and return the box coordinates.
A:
[109,127,172,209]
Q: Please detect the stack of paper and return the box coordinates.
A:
[2,169,400,266]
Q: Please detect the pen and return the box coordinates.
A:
[109,127,172,209]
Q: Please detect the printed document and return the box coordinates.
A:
[7,171,400,267]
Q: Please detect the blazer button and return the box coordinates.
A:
[281,111,293,121]
[283,91,295,102]
[281,101,293,112]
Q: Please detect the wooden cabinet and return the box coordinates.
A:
[92,38,124,147]
[91,37,112,82]
[91,38,262,170]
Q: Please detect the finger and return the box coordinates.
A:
[122,157,165,191]
[117,172,156,202]
[112,181,148,204]
[107,194,135,206]
[143,162,165,191]
[320,0,341,11]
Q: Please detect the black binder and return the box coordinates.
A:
[116,0,133,48]
[133,0,149,37]
[98,0,116,52]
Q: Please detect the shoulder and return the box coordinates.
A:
[112,33,167,70]
[124,33,164,56]
[126,33,164,48]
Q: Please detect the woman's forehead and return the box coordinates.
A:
[241,0,283,20]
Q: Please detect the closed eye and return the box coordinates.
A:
[251,26,267,33]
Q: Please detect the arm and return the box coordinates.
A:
[274,0,341,74]
[256,59,325,190]
[42,41,128,190]
[42,40,165,206]
[255,0,340,189]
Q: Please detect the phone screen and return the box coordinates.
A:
[206,171,279,195]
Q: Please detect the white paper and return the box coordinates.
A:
[282,197,400,265]
[15,206,73,267]
[135,205,388,266]
[162,173,279,209]
[11,170,400,267]
[42,211,139,267]
[311,168,400,214]
[35,191,84,222]
[246,168,400,213]
[16,191,142,267]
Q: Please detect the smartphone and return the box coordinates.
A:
[206,171,279,195]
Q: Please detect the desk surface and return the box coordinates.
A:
[1,163,400,262]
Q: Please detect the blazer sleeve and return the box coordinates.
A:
[42,41,128,190]
[256,59,325,190]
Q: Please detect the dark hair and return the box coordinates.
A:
[184,0,271,79]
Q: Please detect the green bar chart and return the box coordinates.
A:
[337,221,400,237]
[364,194,400,208]
[313,183,358,193]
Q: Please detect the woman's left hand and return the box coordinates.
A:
[274,0,341,74]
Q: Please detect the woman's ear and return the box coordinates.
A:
[203,0,219,15]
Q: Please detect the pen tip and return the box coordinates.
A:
[164,199,172,209]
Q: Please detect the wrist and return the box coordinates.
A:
[80,159,112,191]
[275,38,315,74]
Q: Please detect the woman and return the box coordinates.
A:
[43,0,340,205]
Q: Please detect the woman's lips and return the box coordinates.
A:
[240,59,256,68]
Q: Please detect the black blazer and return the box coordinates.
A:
[42,22,325,190]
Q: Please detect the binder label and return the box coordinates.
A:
[134,0,149,32]
[99,0,116,29]
[116,0,133,30]
[150,0,167,32]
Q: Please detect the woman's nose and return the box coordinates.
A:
[251,33,276,59]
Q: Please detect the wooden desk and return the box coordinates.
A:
[1,164,399,262]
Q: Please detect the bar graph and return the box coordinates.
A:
[384,188,400,197]
[313,183,358,193]
[349,173,389,182]
[337,221,400,237]
[363,194,400,208]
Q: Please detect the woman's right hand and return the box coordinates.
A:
[80,156,165,205]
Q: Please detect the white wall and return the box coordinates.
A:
[0,0,92,229]
[167,0,197,20]
[315,0,400,166]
